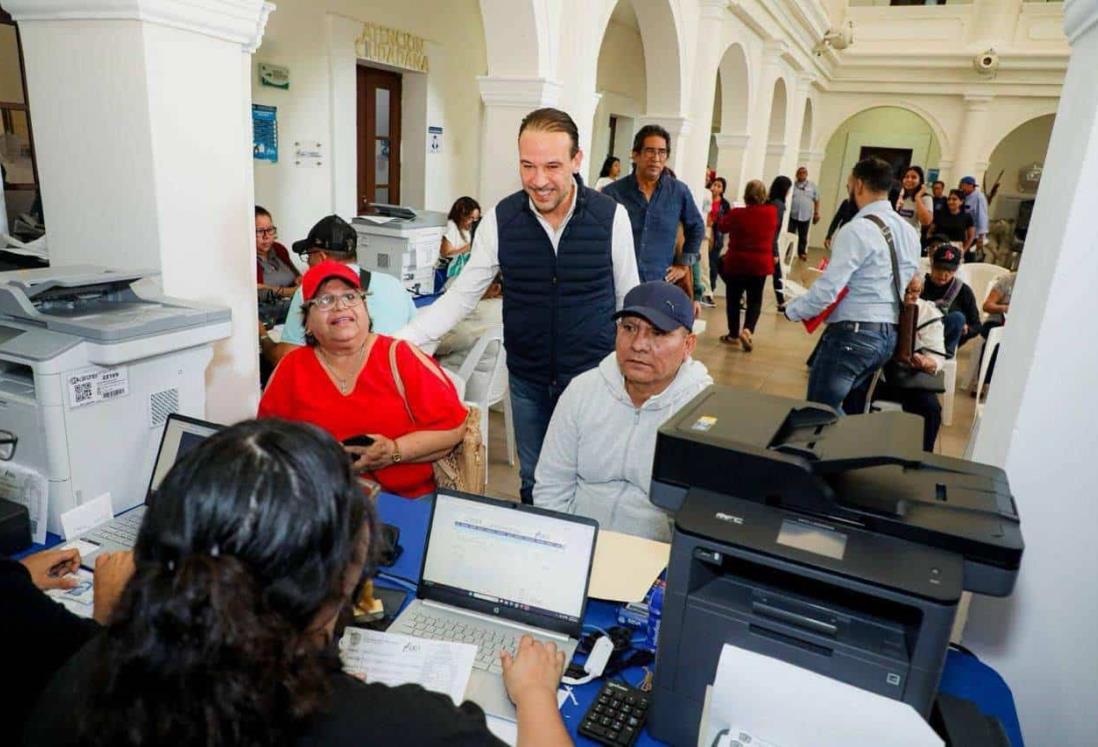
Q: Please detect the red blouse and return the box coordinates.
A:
[258,335,467,498]
[717,204,778,277]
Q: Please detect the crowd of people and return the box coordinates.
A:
[8,104,1022,744]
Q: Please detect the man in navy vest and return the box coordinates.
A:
[603,125,704,283]
[398,108,639,503]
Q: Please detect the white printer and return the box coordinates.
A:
[0,265,230,535]
[352,205,448,295]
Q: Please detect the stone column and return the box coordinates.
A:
[962,2,1098,744]
[743,40,785,181]
[7,0,272,423]
[952,95,994,185]
[477,76,562,207]
[678,0,728,205]
[713,133,751,194]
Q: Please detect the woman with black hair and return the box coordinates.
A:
[704,176,731,295]
[23,419,571,747]
[594,155,621,191]
[436,196,482,290]
[767,175,793,311]
[896,166,933,234]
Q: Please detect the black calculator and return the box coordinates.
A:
[578,680,650,746]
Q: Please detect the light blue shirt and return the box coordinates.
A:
[964,189,989,237]
[785,200,921,325]
[789,180,819,221]
[280,264,416,344]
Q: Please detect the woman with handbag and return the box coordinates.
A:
[872,274,948,452]
[259,261,468,497]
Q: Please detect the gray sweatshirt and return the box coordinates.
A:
[533,352,713,541]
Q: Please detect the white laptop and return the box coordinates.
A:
[79,414,221,567]
[389,489,599,721]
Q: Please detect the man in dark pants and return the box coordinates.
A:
[787,166,820,261]
[604,125,704,283]
[397,108,639,503]
[784,157,921,413]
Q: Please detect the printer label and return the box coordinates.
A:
[691,415,717,432]
[66,366,130,409]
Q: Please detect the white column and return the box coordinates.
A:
[678,0,727,205]
[477,76,562,207]
[762,143,787,185]
[952,95,994,184]
[936,158,956,188]
[636,115,692,178]
[743,41,784,181]
[713,133,751,194]
[962,2,1098,744]
[8,0,272,424]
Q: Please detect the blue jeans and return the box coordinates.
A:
[807,325,897,414]
[508,374,567,504]
[942,310,969,357]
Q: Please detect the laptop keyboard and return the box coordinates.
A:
[395,612,520,674]
[86,510,144,547]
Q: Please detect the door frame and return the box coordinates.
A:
[356,65,402,209]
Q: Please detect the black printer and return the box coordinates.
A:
[646,387,1023,746]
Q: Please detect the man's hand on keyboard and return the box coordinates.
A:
[500,634,566,707]
[93,551,135,625]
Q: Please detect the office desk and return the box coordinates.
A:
[373,493,1024,747]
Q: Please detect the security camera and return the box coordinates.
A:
[814,21,854,56]
[974,49,1000,75]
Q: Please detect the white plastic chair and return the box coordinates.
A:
[778,235,808,301]
[956,263,1010,323]
[940,358,957,427]
[451,324,514,466]
[971,325,1004,418]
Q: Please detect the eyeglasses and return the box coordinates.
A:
[256,227,278,238]
[306,291,365,311]
[0,430,16,461]
[640,147,669,160]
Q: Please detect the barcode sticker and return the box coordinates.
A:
[66,366,130,408]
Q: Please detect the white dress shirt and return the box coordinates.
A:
[397,179,639,352]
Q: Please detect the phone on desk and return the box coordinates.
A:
[342,434,376,448]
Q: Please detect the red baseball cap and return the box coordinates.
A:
[301,260,361,301]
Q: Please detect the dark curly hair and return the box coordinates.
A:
[80,419,377,746]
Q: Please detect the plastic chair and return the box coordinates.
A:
[451,324,514,466]
[940,358,958,427]
[863,368,903,414]
[777,235,808,302]
[956,263,1010,323]
[971,325,1004,418]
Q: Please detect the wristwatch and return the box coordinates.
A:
[391,442,402,464]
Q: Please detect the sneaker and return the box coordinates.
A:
[700,296,716,308]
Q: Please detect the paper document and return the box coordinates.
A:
[356,214,397,225]
[589,530,670,602]
[0,461,48,544]
[60,492,114,540]
[339,628,476,706]
[702,644,942,747]
[45,568,95,619]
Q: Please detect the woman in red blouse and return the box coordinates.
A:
[259,261,467,497]
[716,180,778,352]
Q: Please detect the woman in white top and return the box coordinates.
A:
[594,156,621,192]
[435,196,480,291]
[896,166,934,234]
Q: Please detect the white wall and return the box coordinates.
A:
[985,113,1055,206]
[590,17,647,180]
[252,0,487,250]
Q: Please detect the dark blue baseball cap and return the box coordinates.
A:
[960,176,977,186]
[613,281,694,332]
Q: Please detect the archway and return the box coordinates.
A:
[762,77,787,183]
[813,105,943,247]
[799,98,814,154]
[710,42,751,193]
[983,113,1056,231]
[590,0,685,180]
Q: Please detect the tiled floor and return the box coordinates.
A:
[483,255,981,502]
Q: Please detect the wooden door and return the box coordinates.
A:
[357,66,402,210]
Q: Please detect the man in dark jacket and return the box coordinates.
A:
[921,244,981,356]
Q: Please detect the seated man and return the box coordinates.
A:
[920,244,980,357]
[259,215,416,366]
[533,282,712,541]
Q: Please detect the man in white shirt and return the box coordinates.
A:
[397,108,639,503]
[788,166,820,261]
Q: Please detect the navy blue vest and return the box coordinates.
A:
[496,177,618,387]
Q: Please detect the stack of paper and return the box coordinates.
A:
[338,628,477,706]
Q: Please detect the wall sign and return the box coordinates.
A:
[252,104,278,162]
[356,22,429,73]
[428,125,443,154]
[259,62,290,89]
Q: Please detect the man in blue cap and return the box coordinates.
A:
[959,176,989,261]
[532,282,712,541]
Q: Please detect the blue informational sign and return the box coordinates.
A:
[927,168,940,184]
[252,104,278,163]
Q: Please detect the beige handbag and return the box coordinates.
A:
[388,340,486,493]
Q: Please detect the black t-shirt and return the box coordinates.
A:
[22,634,506,746]
[934,211,974,242]
[921,275,981,329]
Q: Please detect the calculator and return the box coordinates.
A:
[578,679,650,746]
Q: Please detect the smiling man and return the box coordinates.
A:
[533,282,711,541]
[397,107,639,503]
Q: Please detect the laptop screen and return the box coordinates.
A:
[146,414,222,497]
[420,491,598,637]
